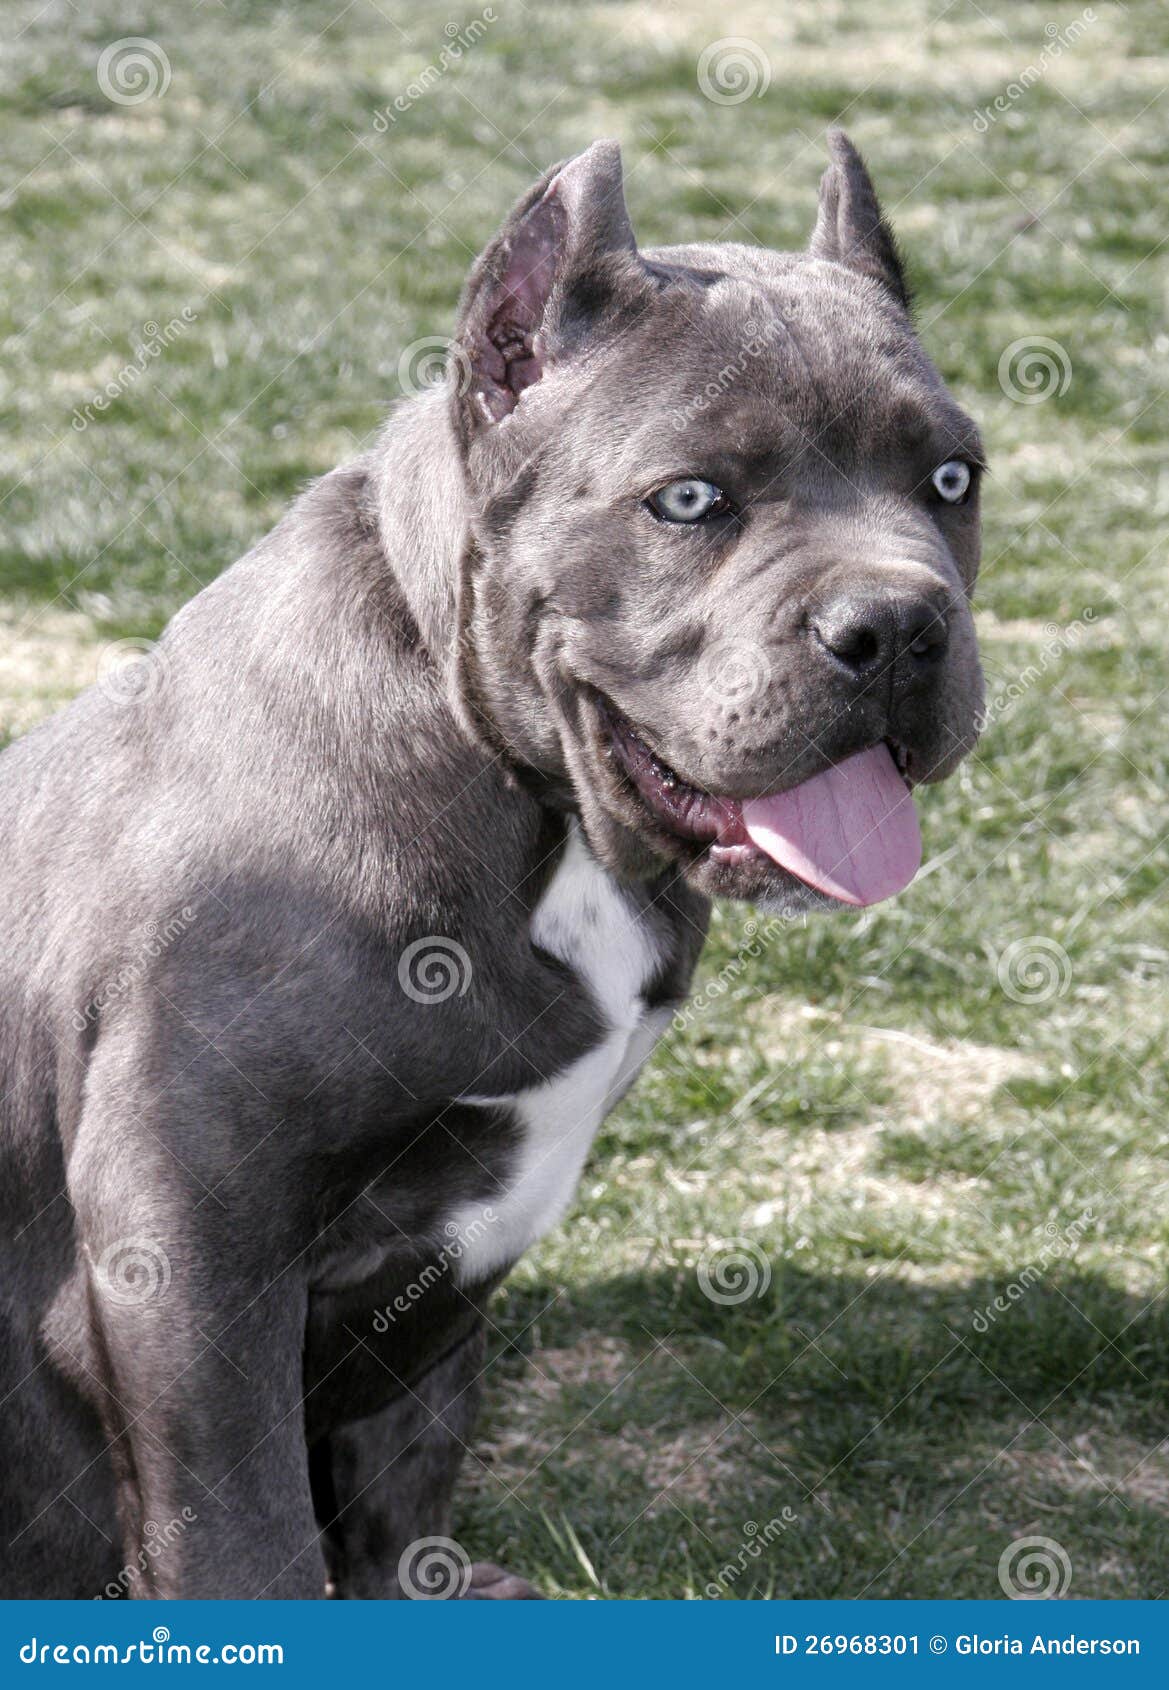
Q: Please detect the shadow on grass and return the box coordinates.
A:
[465,1263,1169,1599]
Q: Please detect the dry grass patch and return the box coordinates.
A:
[473,1334,771,1518]
[747,995,1038,1129]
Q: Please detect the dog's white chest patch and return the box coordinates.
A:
[448,824,670,1283]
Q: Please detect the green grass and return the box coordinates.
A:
[3,0,1168,1599]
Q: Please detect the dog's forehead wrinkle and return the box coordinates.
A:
[625,290,939,451]
[644,240,802,287]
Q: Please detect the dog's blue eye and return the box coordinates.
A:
[932,460,971,503]
[648,478,727,523]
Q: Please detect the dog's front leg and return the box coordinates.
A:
[319,1323,542,1600]
[319,1325,486,1599]
[68,1127,325,1599]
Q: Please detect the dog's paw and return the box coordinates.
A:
[460,1561,544,1600]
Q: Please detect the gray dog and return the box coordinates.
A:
[0,133,984,1599]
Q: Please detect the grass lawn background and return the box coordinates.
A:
[2,0,1168,1598]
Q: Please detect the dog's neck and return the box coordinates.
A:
[368,387,571,815]
[369,387,467,678]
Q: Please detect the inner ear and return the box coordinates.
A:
[454,141,642,434]
[478,188,566,420]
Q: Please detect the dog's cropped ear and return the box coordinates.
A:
[452,140,649,439]
[809,130,910,311]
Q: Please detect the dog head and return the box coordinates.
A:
[449,135,984,912]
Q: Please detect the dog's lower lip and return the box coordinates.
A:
[706,840,760,867]
[596,697,754,852]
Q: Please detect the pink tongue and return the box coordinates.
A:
[741,744,921,907]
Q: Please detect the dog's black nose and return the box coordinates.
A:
[810,591,950,677]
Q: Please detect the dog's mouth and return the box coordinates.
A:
[597,699,921,907]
